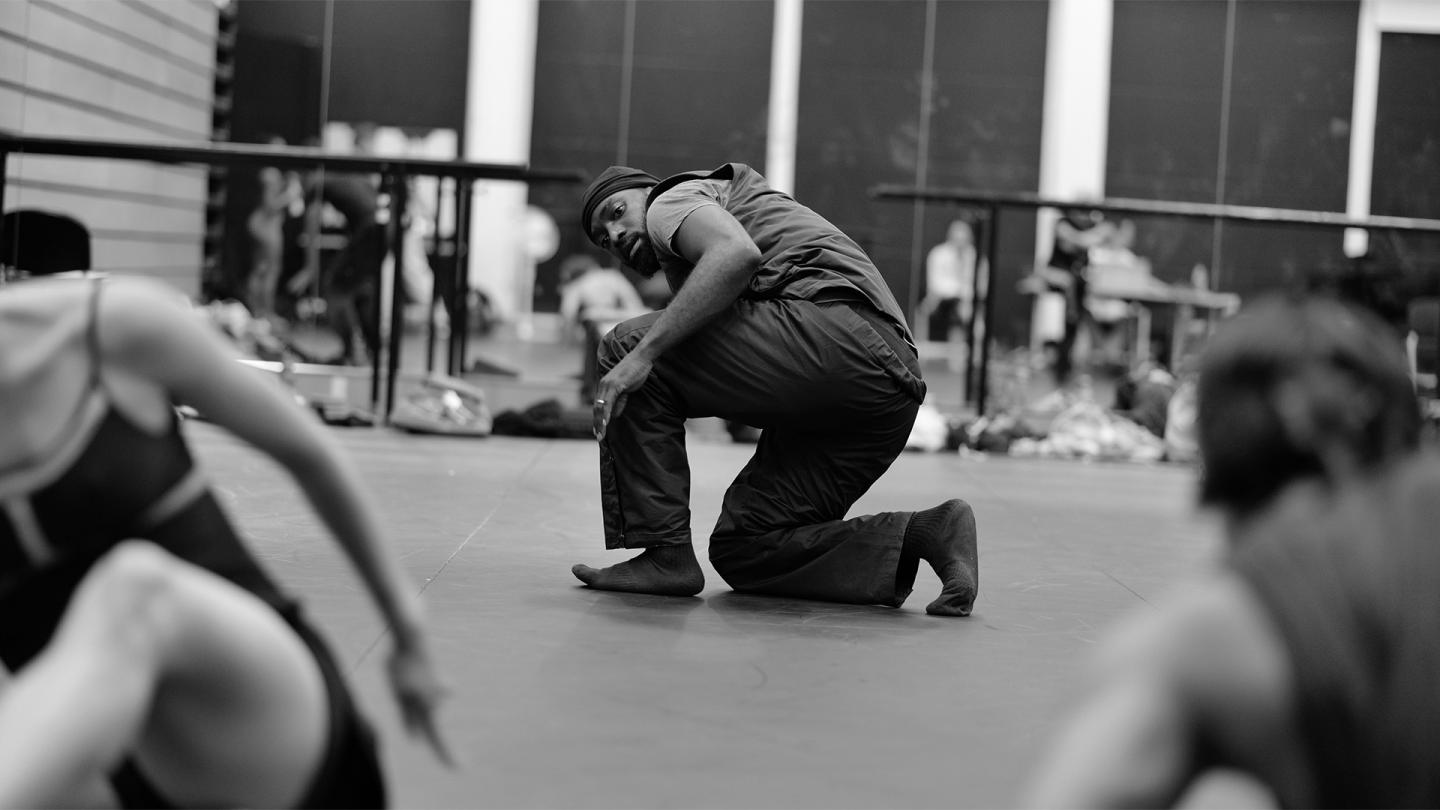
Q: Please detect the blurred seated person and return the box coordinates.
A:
[559,254,647,342]
[917,218,984,345]
[560,254,648,404]
[1111,359,1177,438]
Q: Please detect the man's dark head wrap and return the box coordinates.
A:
[580,166,659,241]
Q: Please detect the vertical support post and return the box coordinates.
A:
[384,173,410,423]
[765,0,803,195]
[424,271,439,374]
[0,147,9,275]
[976,202,1001,416]
[449,178,474,376]
[423,177,446,375]
[962,207,985,407]
[369,173,391,417]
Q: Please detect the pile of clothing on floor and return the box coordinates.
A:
[199,299,334,364]
[928,362,1200,464]
[200,299,494,436]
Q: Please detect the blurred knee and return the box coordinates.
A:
[73,541,185,650]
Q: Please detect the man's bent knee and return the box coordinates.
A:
[598,311,662,370]
[706,539,757,590]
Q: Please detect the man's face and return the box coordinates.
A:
[588,187,660,276]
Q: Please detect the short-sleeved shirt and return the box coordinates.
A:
[925,242,976,300]
[1228,454,1440,808]
[643,163,912,339]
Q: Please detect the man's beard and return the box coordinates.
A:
[630,242,662,278]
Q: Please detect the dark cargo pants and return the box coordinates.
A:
[597,297,926,606]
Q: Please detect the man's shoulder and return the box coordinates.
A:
[652,163,766,200]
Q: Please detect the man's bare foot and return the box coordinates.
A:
[572,545,704,597]
[902,499,979,616]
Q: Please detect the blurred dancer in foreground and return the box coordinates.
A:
[0,258,450,807]
[1025,295,1433,808]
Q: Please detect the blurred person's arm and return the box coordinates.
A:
[1023,576,1303,808]
[101,279,454,766]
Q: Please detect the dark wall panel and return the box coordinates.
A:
[796,1,1046,347]
[627,0,772,177]
[530,0,771,311]
[235,0,468,132]
[529,0,627,311]
[1218,0,1355,292]
[924,0,1048,347]
[1373,33,1440,221]
[1108,0,1357,299]
[1108,0,1228,294]
[795,1,928,322]
[327,1,470,131]
[1367,32,1440,307]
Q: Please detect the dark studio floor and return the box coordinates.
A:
[185,409,1272,809]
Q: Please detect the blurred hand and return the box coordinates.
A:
[288,266,317,297]
[387,641,457,768]
[592,353,653,440]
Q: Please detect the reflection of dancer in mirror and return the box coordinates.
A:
[288,170,387,366]
[245,136,303,321]
[1025,296,1434,809]
[1040,207,1135,383]
[0,273,451,808]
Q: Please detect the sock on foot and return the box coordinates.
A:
[572,545,704,597]
[901,499,979,616]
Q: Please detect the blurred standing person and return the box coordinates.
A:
[245,136,303,321]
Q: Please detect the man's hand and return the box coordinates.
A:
[593,352,653,440]
[387,641,457,768]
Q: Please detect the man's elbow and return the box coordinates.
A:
[721,241,762,287]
